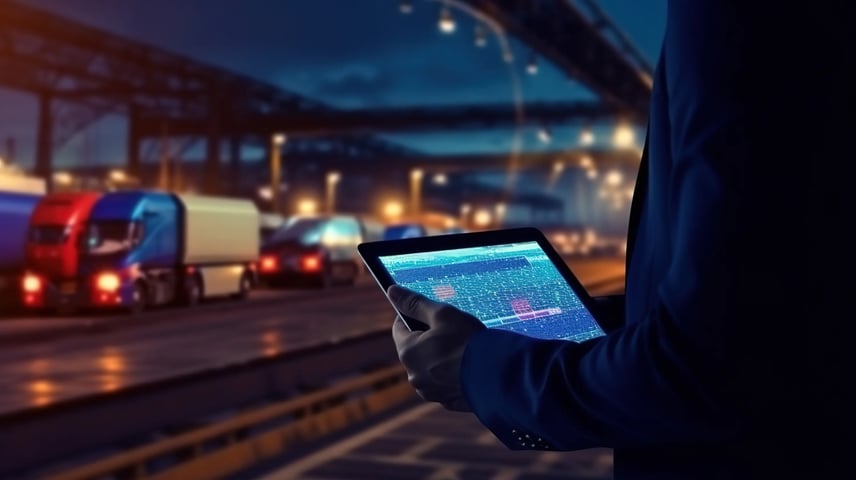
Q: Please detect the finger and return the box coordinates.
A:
[387,285,444,328]
[391,314,418,347]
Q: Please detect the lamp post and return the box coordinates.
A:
[459,203,471,228]
[270,133,286,213]
[326,171,341,214]
[410,168,423,219]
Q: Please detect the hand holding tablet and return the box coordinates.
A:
[358,227,608,342]
[387,284,486,411]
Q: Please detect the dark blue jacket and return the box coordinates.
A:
[461,1,856,478]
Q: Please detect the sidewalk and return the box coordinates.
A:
[252,403,613,480]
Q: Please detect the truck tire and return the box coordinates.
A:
[232,272,252,300]
[184,274,203,307]
[128,281,147,315]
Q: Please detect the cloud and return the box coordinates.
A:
[311,65,395,108]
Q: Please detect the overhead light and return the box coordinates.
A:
[612,124,635,148]
[399,1,413,14]
[109,169,127,182]
[579,128,595,146]
[526,52,538,74]
[474,24,487,47]
[438,6,456,34]
[52,171,73,185]
[604,169,623,187]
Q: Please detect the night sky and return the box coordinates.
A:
[0,0,666,168]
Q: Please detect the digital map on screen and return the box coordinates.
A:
[379,241,606,342]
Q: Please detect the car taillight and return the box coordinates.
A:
[96,272,121,292]
[22,274,41,293]
[300,254,322,272]
[260,255,278,272]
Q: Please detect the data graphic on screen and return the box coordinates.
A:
[379,241,606,342]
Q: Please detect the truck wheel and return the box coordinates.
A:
[128,282,147,315]
[185,275,202,306]
[233,272,252,300]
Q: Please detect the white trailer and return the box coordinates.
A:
[178,194,260,301]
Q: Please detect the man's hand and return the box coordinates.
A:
[388,285,486,412]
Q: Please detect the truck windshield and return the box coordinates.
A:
[84,221,142,255]
[28,225,69,245]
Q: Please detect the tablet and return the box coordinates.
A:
[358,227,607,342]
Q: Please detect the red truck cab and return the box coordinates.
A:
[22,192,101,310]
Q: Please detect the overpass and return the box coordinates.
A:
[0,0,650,199]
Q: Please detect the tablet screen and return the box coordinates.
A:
[378,240,606,342]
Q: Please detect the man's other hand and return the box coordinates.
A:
[388,284,486,412]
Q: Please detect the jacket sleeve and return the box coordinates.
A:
[591,294,625,333]
[461,1,788,451]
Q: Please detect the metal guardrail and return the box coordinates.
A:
[0,330,400,478]
[43,364,414,480]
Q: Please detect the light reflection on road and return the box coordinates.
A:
[0,257,624,414]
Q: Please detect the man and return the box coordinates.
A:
[390,1,856,478]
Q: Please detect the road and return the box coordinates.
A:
[0,257,624,416]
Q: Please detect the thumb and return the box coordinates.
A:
[387,285,441,327]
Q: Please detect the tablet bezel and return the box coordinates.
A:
[358,226,608,335]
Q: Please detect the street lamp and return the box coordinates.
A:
[325,171,341,214]
[410,168,423,217]
[383,200,404,221]
[473,209,493,228]
[438,5,456,33]
[297,197,318,215]
[612,124,635,148]
[579,127,595,146]
[474,24,487,47]
[52,171,73,187]
[495,203,507,225]
[270,133,286,213]
[604,169,623,187]
[526,52,538,75]
[109,169,127,183]
[459,203,471,227]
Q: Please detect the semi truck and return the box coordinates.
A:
[0,172,47,312]
[22,192,103,310]
[24,190,260,313]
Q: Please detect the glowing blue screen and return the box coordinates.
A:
[380,241,606,342]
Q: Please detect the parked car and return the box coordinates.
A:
[258,215,363,288]
[382,223,427,240]
[259,212,285,245]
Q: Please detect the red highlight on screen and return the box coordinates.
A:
[433,284,456,300]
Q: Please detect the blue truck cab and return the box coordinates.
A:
[79,190,259,314]
[80,191,180,311]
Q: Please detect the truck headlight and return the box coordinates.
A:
[96,272,121,292]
